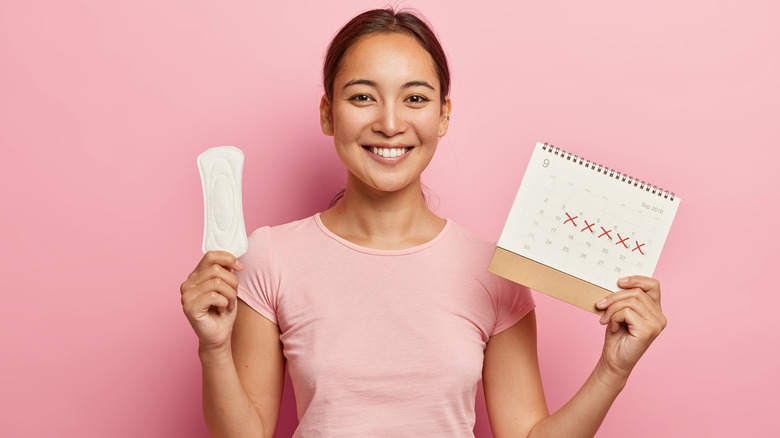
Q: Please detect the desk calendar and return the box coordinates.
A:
[489,142,681,313]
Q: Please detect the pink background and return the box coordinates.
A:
[1,1,778,436]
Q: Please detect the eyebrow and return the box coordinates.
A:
[343,79,436,91]
[402,80,435,91]
[343,79,377,89]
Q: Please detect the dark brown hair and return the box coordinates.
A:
[322,8,450,102]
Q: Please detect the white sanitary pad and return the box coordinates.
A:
[197,146,248,257]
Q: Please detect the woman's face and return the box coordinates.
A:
[320,32,450,196]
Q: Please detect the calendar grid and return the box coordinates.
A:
[497,142,680,292]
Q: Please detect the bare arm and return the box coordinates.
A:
[200,301,285,438]
[483,310,549,437]
[484,276,666,438]
[181,251,286,438]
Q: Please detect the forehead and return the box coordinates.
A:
[336,32,439,87]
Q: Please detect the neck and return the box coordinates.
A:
[320,175,446,250]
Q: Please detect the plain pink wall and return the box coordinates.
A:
[1,1,778,436]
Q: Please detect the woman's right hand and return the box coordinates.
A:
[180,251,244,352]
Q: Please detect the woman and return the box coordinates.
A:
[180,8,666,437]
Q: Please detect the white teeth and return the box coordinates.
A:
[370,147,408,158]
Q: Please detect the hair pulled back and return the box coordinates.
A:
[323,8,450,102]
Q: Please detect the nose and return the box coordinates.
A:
[372,102,407,136]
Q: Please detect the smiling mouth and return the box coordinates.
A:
[363,146,412,158]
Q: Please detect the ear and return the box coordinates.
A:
[438,96,452,137]
[320,94,334,136]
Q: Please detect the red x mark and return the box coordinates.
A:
[598,227,612,240]
[632,241,645,255]
[581,220,595,233]
[616,233,629,248]
[563,212,578,226]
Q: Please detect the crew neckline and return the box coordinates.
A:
[314,212,452,256]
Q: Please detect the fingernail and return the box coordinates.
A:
[235,259,244,270]
[619,277,629,284]
[597,298,608,308]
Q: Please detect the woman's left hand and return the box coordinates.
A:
[595,276,667,381]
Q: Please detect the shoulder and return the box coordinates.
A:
[440,221,499,266]
[437,221,518,291]
[240,215,320,266]
[442,222,536,334]
[445,221,533,288]
[246,215,318,247]
[249,215,317,239]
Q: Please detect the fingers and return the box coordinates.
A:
[182,274,239,313]
[594,276,661,312]
[594,277,667,338]
[193,250,243,274]
[597,288,656,324]
[617,276,661,305]
[184,288,232,318]
[603,302,666,348]
[181,251,242,314]
[606,305,636,334]
[185,262,240,292]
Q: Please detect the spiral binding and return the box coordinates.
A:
[541,142,675,201]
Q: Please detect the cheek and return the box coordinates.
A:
[418,113,444,141]
[331,108,369,139]
[420,129,440,145]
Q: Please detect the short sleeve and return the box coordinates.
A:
[489,274,535,336]
[236,226,279,325]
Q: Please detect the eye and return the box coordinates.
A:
[405,95,429,104]
[349,94,374,103]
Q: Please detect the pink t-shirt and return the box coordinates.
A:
[237,214,534,437]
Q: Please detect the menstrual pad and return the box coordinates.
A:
[197,146,248,257]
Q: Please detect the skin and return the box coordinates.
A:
[180,32,667,438]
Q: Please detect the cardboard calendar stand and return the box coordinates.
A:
[489,247,612,315]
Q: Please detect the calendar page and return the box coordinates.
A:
[492,142,680,309]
